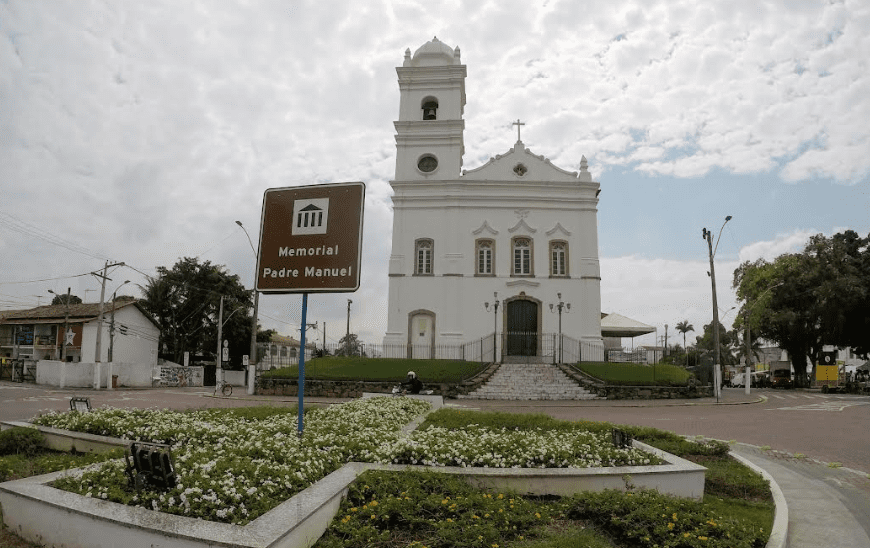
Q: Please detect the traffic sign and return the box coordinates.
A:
[256,182,365,293]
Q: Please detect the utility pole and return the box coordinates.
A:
[346,299,352,339]
[662,324,668,358]
[702,215,731,402]
[62,288,70,361]
[703,230,721,400]
[92,261,125,366]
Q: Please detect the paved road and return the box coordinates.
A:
[454,388,870,473]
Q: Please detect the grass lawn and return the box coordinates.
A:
[261,356,488,383]
[578,361,692,386]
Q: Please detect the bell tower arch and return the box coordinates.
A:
[394,37,467,181]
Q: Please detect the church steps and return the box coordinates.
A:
[458,363,600,401]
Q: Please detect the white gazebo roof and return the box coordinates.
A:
[600,313,655,338]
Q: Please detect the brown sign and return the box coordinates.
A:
[256,182,365,293]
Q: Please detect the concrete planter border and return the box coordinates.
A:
[0,420,705,548]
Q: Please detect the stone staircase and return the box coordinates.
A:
[458,363,600,400]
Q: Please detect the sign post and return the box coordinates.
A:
[257,182,365,436]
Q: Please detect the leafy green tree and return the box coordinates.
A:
[732,230,870,387]
[336,333,365,357]
[257,328,277,343]
[140,257,252,365]
[50,293,82,306]
[694,320,739,367]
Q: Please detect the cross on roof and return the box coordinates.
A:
[512,119,525,141]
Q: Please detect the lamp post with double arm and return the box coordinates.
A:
[549,293,570,364]
[484,292,501,363]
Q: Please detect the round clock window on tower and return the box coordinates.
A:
[417,155,438,173]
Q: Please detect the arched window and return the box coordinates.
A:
[550,241,568,277]
[476,239,494,275]
[512,238,533,276]
[415,239,433,275]
[422,98,438,120]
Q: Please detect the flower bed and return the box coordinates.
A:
[30,397,662,526]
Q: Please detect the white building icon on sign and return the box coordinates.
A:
[292,198,330,235]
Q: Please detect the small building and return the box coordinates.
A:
[0,301,159,365]
[257,334,317,370]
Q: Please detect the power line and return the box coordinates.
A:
[0,272,93,286]
[0,211,110,261]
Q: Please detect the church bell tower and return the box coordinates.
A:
[394,37,467,180]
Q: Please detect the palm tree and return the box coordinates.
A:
[675,320,694,365]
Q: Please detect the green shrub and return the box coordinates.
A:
[0,427,44,456]
[316,470,557,548]
[566,488,771,548]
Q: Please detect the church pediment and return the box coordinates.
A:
[472,220,499,236]
[461,141,583,182]
[546,223,572,237]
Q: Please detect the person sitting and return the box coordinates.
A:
[401,371,423,395]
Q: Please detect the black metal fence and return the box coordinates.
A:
[254,333,604,368]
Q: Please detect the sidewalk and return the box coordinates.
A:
[732,444,870,548]
[444,386,765,408]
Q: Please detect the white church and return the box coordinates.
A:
[382,38,605,363]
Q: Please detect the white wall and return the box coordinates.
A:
[36,360,154,388]
[79,306,159,365]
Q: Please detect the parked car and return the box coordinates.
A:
[730,371,770,388]
[771,368,793,388]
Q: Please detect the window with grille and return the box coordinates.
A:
[415,239,433,275]
[476,240,494,275]
[513,238,532,275]
[550,241,567,276]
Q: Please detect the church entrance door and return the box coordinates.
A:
[410,313,433,359]
[506,300,538,356]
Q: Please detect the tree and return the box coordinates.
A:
[675,320,694,365]
[694,320,739,367]
[140,257,253,365]
[51,293,82,306]
[732,230,870,387]
[336,333,365,357]
[257,328,277,343]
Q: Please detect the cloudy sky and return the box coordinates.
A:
[2,0,868,350]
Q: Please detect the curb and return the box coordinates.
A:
[729,451,788,548]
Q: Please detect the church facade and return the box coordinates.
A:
[382,38,604,362]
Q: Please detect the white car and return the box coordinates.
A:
[730,371,769,388]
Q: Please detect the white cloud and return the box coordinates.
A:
[1,0,868,347]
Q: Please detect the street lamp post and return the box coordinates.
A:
[235,221,260,374]
[346,299,352,339]
[484,292,501,363]
[549,293,570,364]
[47,288,71,362]
[702,215,732,402]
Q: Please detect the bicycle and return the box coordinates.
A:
[214,379,233,397]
